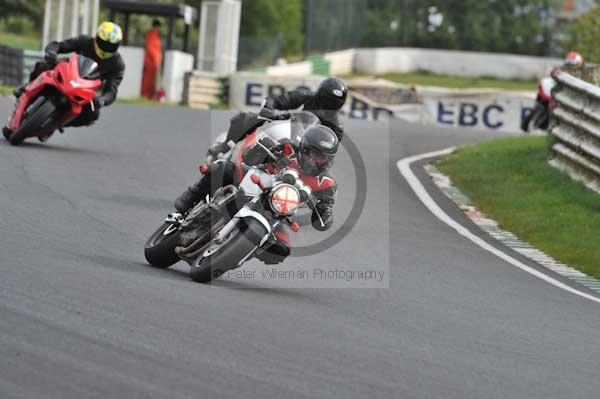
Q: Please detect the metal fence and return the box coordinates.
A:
[0,45,24,87]
[550,68,600,191]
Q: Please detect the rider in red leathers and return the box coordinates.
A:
[176,125,339,264]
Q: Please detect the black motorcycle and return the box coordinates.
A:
[144,112,323,283]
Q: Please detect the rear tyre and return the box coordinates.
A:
[9,97,57,146]
[522,103,546,133]
[189,219,267,283]
[144,222,181,268]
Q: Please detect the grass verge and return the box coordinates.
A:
[0,32,40,50]
[437,136,600,279]
[0,86,13,96]
[346,71,536,91]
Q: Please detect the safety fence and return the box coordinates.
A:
[0,45,24,87]
[550,68,600,192]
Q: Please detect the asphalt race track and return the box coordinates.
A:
[1,97,600,399]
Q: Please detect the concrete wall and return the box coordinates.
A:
[324,49,356,75]
[354,47,563,80]
[163,50,195,103]
[118,46,144,99]
[265,61,313,77]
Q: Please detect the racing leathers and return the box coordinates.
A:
[175,138,337,264]
[25,35,125,126]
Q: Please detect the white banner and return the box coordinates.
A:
[422,90,535,134]
[229,73,536,133]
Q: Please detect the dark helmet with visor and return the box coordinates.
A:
[298,125,339,175]
[315,77,348,111]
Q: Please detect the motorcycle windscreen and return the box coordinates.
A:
[257,111,321,146]
[78,56,100,79]
[289,111,320,145]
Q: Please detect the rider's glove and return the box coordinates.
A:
[44,49,58,64]
[92,96,104,110]
[311,199,334,232]
[259,107,290,121]
[258,136,277,151]
[258,107,276,120]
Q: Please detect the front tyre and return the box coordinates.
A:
[189,218,268,283]
[9,97,57,145]
[144,222,181,268]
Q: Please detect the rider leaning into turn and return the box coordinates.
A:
[207,77,348,161]
[14,22,125,129]
[175,125,340,264]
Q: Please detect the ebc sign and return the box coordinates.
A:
[244,82,313,107]
[424,97,534,134]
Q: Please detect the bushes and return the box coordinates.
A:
[565,6,600,64]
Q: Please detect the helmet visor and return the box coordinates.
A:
[302,147,333,169]
[94,41,115,60]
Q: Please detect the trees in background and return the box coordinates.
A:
[565,6,600,63]
[1,0,595,60]
[362,0,559,56]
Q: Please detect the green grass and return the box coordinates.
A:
[0,86,12,96]
[437,136,600,279]
[346,71,536,91]
[115,97,181,107]
[0,31,40,50]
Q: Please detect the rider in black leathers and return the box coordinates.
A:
[175,77,348,223]
[206,77,348,161]
[13,22,125,128]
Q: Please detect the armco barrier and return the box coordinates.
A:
[550,69,600,192]
[0,45,24,87]
[22,50,44,84]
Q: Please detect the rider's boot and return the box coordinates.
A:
[174,179,208,214]
[3,126,12,140]
[13,85,25,99]
[38,132,54,142]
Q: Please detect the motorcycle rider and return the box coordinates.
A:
[207,77,348,161]
[175,125,339,264]
[564,51,584,68]
[11,22,125,131]
[521,51,584,132]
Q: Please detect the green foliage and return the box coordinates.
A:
[363,0,559,56]
[0,0,44,28]
[347,71,536,91]
[565,6,600,64]
[240,0,303,56]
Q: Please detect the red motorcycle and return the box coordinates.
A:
[3,54,101,145]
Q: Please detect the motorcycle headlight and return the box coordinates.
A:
[269,184,301,216]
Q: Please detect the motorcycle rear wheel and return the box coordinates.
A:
[189,218,267,283]
[9,97,57,146]
[144,222,181,269]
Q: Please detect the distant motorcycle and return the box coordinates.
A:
[144,112,324,283]
[3,54,101,145]
[521,76,556,133]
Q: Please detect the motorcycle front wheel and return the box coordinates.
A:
[189,218,268,283]
[9,97,57,145]
[144,222,181,268]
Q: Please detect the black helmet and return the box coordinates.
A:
[298,125,339,175]
[316,77,347,111]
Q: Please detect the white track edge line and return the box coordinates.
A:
[397,147,600,305]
